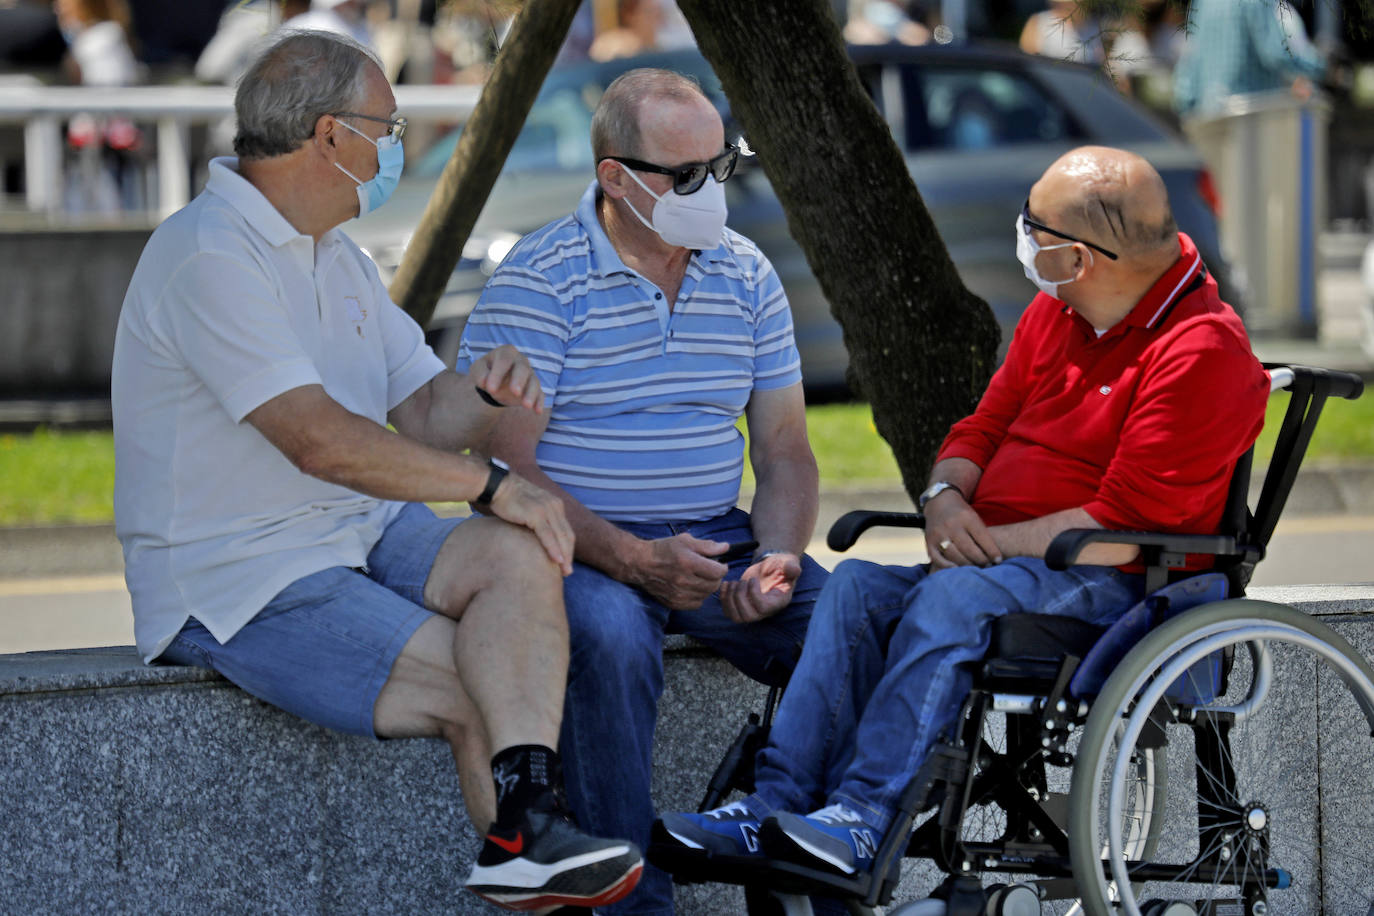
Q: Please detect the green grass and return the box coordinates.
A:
[0,428,118,526]
[3,391,1372,526]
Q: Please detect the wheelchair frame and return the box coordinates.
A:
[652,364,1374,916]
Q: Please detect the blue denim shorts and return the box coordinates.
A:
[161,503,464,738]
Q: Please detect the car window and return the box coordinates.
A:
[914,67,1082,151]
[856,61,1085,152]
[415,52,730,180]
[1031,63,1171,144]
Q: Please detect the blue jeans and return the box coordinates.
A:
[751,558,1144,833]
[559,507,828,915]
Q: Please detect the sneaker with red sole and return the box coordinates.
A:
[465,800,643,911]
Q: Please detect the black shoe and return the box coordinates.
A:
[465,800,643,912]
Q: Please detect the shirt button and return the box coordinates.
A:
[655,292,662,300]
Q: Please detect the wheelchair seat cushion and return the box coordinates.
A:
[988,614,1108,661]
[1069,572,1230,699]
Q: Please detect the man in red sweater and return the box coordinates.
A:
[653,145,1270,884]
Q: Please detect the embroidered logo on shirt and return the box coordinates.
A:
[345,296,367,337]
[1099,385,1112,395]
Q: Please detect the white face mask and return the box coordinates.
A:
[1015,212,1089,299]
[620,166,728,251]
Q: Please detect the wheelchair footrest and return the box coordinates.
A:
[648,827,900,904]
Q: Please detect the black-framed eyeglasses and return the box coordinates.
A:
[1021,199,1118,260]
[333,111,407,145]
[599,143,739,195]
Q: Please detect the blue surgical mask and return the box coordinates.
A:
[333,118,404,216]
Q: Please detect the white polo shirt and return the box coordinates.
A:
[112,157,446,663]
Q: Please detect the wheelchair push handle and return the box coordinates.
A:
[1264,362,1364,400]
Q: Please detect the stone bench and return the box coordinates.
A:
[3,585,1371,913]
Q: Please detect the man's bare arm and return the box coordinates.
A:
[485,406,736,611]
[718,384,818,623]
[388,344,542,453]
[990,507,1140,567]
[247,384,572,572]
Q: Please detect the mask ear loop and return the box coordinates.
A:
[615,164,664,234]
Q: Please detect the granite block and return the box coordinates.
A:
[4,587,1373,914]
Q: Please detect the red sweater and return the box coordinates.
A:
[937,233,1269,539]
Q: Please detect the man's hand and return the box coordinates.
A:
[923,490,1003,570]
[629,533,736,611]
[468,344,543,412]
[474,469,574,576]
[719,551,801,624]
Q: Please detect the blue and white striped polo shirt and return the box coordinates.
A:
[457,180,802,523]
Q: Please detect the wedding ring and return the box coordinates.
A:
[938,538,952,552]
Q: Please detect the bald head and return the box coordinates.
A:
[1032,146,1178,267]
[590,68,715,162]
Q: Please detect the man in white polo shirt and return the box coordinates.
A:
[457,67,829,914]
[111,29,642,912]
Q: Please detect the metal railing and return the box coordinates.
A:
[0,82,482,220]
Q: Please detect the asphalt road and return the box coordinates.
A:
[3,511,1371,656]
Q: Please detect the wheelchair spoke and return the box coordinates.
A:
[1068,604,1374,916]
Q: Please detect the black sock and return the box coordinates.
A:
[490,744,562,827]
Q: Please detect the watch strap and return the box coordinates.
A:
[476,458,509,505]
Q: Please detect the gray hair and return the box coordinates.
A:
[233,30,380,161]
[590,68,709,162]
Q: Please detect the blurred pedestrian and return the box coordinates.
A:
[1019,0,1106,65]
[1109,0,1187,110]
[588,0,662,62]
[1173,0,1327,118]
[285,0,375,49]
[195,0,310,86]
[844,0,931,46]
[54,0,142,213]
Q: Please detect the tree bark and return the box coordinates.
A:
[677,0,1001,500]
[388,0,581,330]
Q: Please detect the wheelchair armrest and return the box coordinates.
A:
[827,510,926,552]
[1044,528,1241,570]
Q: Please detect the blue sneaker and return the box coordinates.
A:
[652,800,768,862]
[762,803,882,875]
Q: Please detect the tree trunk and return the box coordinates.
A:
[677,0,1001,500]
[388,0,580,330]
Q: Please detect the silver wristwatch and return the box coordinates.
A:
[917,480,964,512]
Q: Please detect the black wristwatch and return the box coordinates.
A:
[476,457,509,506]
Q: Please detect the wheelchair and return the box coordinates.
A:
[650,364,1374,915]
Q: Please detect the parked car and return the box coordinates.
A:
[352,42,1235,394]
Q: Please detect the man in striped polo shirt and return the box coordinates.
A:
[456,68,830,914]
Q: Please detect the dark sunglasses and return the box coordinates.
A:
[600,143,740,195]
[1021,199,1119,261]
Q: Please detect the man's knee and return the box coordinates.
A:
[424,517,562,617]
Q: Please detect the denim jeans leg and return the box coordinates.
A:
[830,560,1143,830]
[662,508,828,688]
[558,562,674,916]
[750,560,929,815]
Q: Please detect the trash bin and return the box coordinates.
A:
[1182,91,1329,339]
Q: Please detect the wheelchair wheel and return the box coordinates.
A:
[954,711,1164,914]
[1068,599,1374,916]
